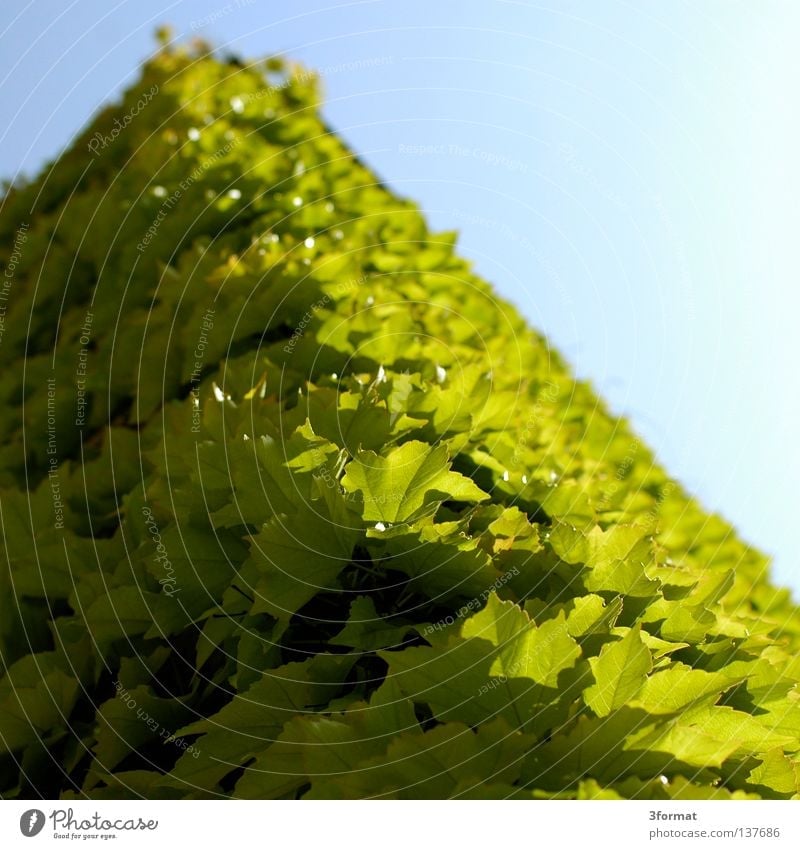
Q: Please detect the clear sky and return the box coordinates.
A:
[1,0,798,592]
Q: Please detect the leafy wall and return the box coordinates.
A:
[0,41,798,799]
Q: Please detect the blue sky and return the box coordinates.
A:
[2,0,798,592]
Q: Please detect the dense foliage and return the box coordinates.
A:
[1,41,798,800]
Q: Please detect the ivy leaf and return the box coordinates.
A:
[210,424,339,528]
[549,522,647,567]
[81,586,160,648]
[165,655,355,793]
[747,748,800,796]
[615,774,759,800]
[681,706,797,755]
[0,653,81,755]
[584,625,652,717]
[374,515,500,601]
[90,685,191,779]
[330,596,416,651]
[381,594,581,728]
[626,724,742,770]
[562,594,621,636]
[549,522,661,598]
[234,677,417,799]
[629,663,737,715]
[247,486,361,620]
[341,440,488,523]
[305,718,533,799]
[461,595,581,687]
[178,654,354,740]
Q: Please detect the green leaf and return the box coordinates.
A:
[682,706,797,755]
[748,748,800,796]
[629,663,736,715]
[374,515,500,601]
[341,440,488,523]
[566,594,623,636]
[330,596,416,651]
[247,487,361,620]
[626,723,742,770]
[549,522,648,567]
[381,594,581,728]
[462,595,581,688]
[90,685,191,779]
[210,424,339,528]
[584,626,652,717]
[305,718,533,799]
[165,655,355,794]
[234,677,417,799]
[0,653,81,755]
